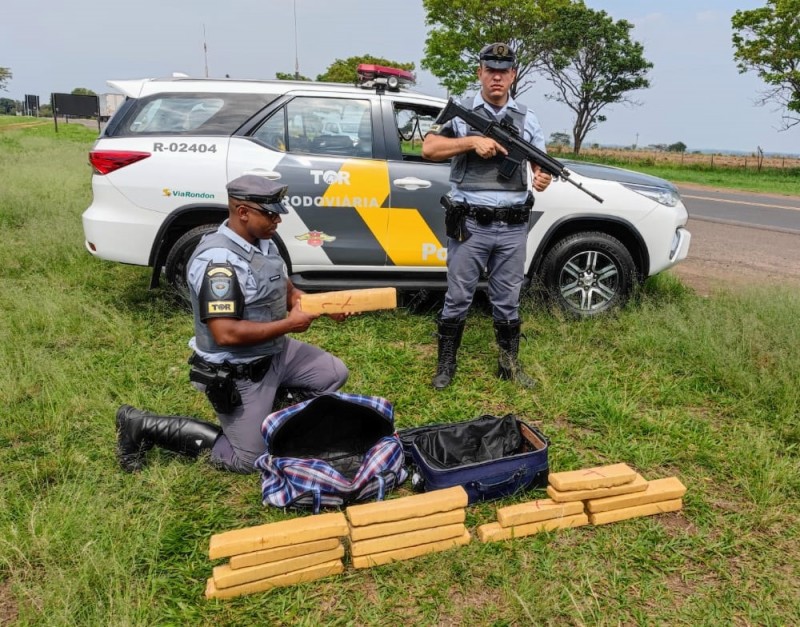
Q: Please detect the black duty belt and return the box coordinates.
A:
[188,352,274,382]
[464,203,532,226]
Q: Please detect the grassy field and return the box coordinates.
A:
[1,121,799,625]
[0,115,48,130]
[562,150,800,197]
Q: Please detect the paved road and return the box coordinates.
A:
[670,185,800,294]
[677,184,800,234]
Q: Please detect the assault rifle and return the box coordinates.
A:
[434,98,604,203]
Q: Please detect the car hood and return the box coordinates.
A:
[562,159,678,192]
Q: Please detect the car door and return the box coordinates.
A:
[381,98,451,270]
[227,93,390,271]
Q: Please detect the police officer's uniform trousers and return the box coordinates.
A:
[442,217,528,321]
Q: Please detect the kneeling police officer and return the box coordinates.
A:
[116,175,349,473]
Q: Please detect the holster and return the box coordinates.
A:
[189,359,242,414]
[442,195,471,242]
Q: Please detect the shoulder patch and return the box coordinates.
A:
[198,262,244,321]
[206,266,235,299]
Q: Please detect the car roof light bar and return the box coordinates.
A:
[356,64,415,93]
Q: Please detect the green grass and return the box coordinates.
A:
[1,122,799,625]
[0,115,47,128]
[566,152,800,196]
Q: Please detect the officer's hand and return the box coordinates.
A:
[532,165,553,192]
[474,137,507,159]
[286,305,319,332]
[326,312,356,323]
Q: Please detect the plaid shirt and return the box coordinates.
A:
[255,393,408,513]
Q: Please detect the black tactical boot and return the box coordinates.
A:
[494,319,537,389]
[432,318,466,390]
[116,405,222,472]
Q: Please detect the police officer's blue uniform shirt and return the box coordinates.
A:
[443,93,545,207]
[188,220,286,364]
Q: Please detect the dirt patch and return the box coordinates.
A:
[668,218,800,296]
[0,121,47,132]
[0,580,19,625]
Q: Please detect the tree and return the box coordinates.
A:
[0,66,11,91]
[0,97,18,114]
[317,56,415,84]
[732,0,800,129]
[275,72,311,81]
[537,4,652,154]
[421,0,572,97]
[667,141,687,153]
[548,131,571,147]
[71,87,96,96]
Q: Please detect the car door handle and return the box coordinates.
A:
[393,177,432,191]
[243,169,282,180]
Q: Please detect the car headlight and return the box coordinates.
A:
[621,183,680,207]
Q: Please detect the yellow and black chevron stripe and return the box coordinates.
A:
[291,159,447,267]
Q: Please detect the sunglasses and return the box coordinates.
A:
[238,203,281,221]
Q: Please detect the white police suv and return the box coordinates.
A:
[82,67,691,317]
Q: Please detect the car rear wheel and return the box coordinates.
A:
[539,231,636,317]
[164,223,220,306]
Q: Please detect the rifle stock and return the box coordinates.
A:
[434,98,603,204]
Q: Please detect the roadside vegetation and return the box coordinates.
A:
[0,115,46,129]
[1,122,799,625]
[565,149,800,196]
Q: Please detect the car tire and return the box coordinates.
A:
[539,231,636,318]
[164,223,220,306]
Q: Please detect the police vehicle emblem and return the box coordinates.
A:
[296,230,336,247]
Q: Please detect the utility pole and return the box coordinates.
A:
[203,24,209,78]
[293,0,300,79]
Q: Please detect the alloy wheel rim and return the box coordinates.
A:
[558,250,619,312]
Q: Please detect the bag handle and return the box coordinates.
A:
[285,488,323,514]
[468,468,526,495]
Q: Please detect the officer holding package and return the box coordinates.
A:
[116,175,349,473]
[422,42,552,391]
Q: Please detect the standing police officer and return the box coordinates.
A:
[422,42,552,390]
[116,175,349,473]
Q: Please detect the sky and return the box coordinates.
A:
[1,0,796,155]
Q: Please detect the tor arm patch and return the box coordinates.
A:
[198,262,245,321]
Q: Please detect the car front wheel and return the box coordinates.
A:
[539,231,636,317]
[164,223,220,306]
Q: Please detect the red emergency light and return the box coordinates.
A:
[356,64,415,91]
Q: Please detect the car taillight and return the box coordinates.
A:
[89,150,151,175]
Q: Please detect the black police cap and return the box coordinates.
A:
[479,42,516,70]
[226,174,289,214]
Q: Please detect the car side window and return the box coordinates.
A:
[393,103,439,161]
[112,92,276,137]
[253,97,372,157]
[253,108,287,151]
